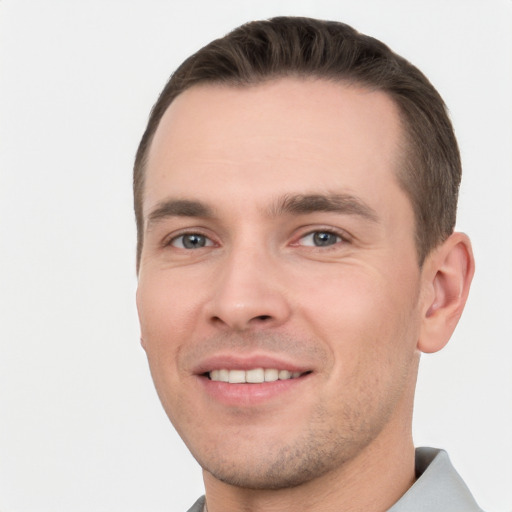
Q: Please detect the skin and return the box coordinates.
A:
[136,78,474,512]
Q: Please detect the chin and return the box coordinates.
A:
[205,457,331,490]
[193,431,360,491]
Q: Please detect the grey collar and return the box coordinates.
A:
[387,447,483,511]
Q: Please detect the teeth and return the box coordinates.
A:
[264,368,279,382]
[210,369,229,382]
[209,368,304,383]
[228,369,246,383]
[246,368,265,383]
[279,370,292,380]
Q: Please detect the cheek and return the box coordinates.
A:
[301,268,421,430]
[136,272,204,374]
[138,270,200,334]
[136,274,201,421]
[299,265,421,370]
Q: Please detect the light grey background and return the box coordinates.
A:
[1,1,511,511]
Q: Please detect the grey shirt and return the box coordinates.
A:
[186,447,483,512]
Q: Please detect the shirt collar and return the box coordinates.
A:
[387,447,483,512]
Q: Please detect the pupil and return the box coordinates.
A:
[313,232,336,246]
[183,234,205,249]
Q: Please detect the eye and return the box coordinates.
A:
[170,233,214,249]
[299,231,343,247]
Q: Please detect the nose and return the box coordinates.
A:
[206,247,292,331]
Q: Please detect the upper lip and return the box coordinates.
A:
[192,353,313,375]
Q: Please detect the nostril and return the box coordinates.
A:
[255,315,272,321]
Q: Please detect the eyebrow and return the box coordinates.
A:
[145,192,379,231]
[269,193,379,222]
[146,199,215,230]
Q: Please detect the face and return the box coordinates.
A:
[137,78,425,489]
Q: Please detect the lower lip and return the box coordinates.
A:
[197,374,311,407]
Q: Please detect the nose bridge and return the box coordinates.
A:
[208,238,291,330]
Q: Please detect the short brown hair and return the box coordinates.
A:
[134,16,461,268]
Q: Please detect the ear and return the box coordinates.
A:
[418,232,475,354]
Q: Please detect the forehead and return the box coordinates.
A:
[144,78,406,217]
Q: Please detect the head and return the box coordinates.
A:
[134,17,473,497]
[134,16,461,271]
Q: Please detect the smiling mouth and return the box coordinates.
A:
[206,368,311,383]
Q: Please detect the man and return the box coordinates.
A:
[134,17,480,512]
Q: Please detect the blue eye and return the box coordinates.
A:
[171,233,213,249]
[300,231,342,247]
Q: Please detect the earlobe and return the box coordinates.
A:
[418,232,475,354]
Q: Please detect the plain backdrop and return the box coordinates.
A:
[1,1,511,511]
